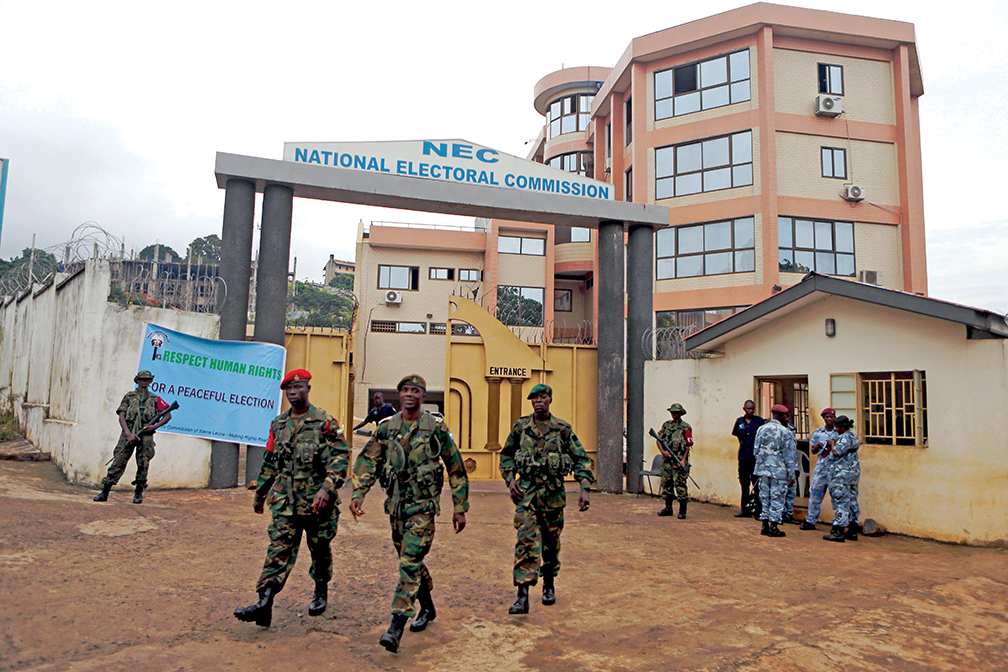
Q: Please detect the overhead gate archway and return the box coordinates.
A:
[212,147,668,493]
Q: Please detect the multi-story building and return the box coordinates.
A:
[322,254,355,285]
[528,2,926,333]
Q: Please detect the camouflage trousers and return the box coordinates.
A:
[660,457,690,502]
[784,471,800,516]
[513,498,565,586]
[828,481,855,527]
[757,475,788,523]
[804,465,831,524]
[389,511,436,617]
[255,510,339,592]
[102,434,155,489]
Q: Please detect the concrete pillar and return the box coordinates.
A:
[247,184,294,481]
[485,378,502,451]
[509,378,524,428]
[210,178,256,489]
[596,220,625,493]
[626,223,654,493]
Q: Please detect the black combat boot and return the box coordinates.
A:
[781,513,798,525]
[93,484,111,502]
[409,584,436,632]
[845,523,859,541]
[541,575,556,606]
[823,525,846,542]
[799,520,817,530]
[657,498,676,516]
[234,585,275,627]
[677,500,688,519]
[308,581,327,616]
[760,520,771,536]
[132,485,144,504]
[379,614,408,652]
[767,522,786,537]
[508,584,530,614]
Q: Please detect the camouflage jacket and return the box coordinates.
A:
[753,419,798,479]
[659,419,692,465]
[810,427,839,477]
[352,411,469,517]
[117,390,165,436]
[829,430,861,485]
[499,414,596,510]
[255,404,349,517]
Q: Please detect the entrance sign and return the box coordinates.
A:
[137,324,286,446]
[283,139,613,201]
[487,365,530,378]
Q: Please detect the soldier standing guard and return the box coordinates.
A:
[499,383,595,615]
[801,408,838,530]
[657,403,693,518]
[822,415,861,543]
[753,404,798,538]
[93,370,172,504]
[350,374,469,654]
[234,369,349,628]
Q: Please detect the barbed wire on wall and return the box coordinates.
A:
[642,326,708,360]
[449,286,595,345]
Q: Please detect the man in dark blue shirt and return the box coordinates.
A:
[731,399,764,518]
[353,392,397,432]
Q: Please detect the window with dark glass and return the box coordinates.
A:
[497,286,544,327]
[655,49,750,120]
[778,217,855,276]
[655,217,755,279]
[821,147,847,179]
[625,167,633,203]
[818,63,844,96]
[625,98,632,145]
[654,131,753,199]
[548,152,591,176]
[378,265,419,290]
[554,289,572,312]
[546,94,592,140]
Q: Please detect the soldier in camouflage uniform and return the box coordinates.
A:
[656,403,693,519]
[234,369,349,628]
[350,374,469,654]
[801,408,839,530]
[753,404,797,538]
[823,415,861,543]
[93,370,173,504]
[499,383,594,615]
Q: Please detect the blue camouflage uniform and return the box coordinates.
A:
[827,430,861,527]
[753,419,797,524]
[783,422,800,518]
[805,426,839,525]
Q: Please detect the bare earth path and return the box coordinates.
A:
[0,458,1004,671]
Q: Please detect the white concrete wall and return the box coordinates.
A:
[0,260,219,488]
[644,295,1008,545]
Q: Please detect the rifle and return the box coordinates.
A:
[106,401,180,465]
[648,427,699,489]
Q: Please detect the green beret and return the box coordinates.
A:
[134,370,155,382]
[397,374,426,391]
[667,403,686,415]
[527,383,552,399]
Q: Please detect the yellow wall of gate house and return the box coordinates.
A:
[280,328,352,433]
[445,296,597,481]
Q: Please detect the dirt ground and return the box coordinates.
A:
[1,455,1005,672]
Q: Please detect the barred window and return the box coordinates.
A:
[655,131,753,199]
[656,217,755,279]
[371,320,395,333]
[655,49,750,120]
[370,320,425,334]
[778,217,855,276]
[862,371,927,446]
[430,323,447,335]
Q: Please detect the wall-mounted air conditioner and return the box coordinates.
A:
[385,290,403,305]
[815,95,842,117]
[859,270,882,285]
[844,184,865,202]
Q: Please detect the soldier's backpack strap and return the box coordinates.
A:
[418,412,441,460]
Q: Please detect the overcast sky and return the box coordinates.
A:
[1,0,1005,311]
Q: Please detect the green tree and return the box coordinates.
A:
[138,244,182,262]
[188,234,222,263]
[287,282,353,329]
[327,272,354,292]
[0,248,60,286]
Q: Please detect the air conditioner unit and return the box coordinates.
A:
[844,184,865,202]
[859,270,882,285]
[815,95,842,117]
[603,157,612,173]
[384,290,403,305]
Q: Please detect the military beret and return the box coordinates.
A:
[835,415,853,428]
[134,370,154,382]
[527,383,552,399]
[280,368,312,390]
[771,404,790,414]
[667,403,686,414]
[397,373,426,391]
[821,407,836,417]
